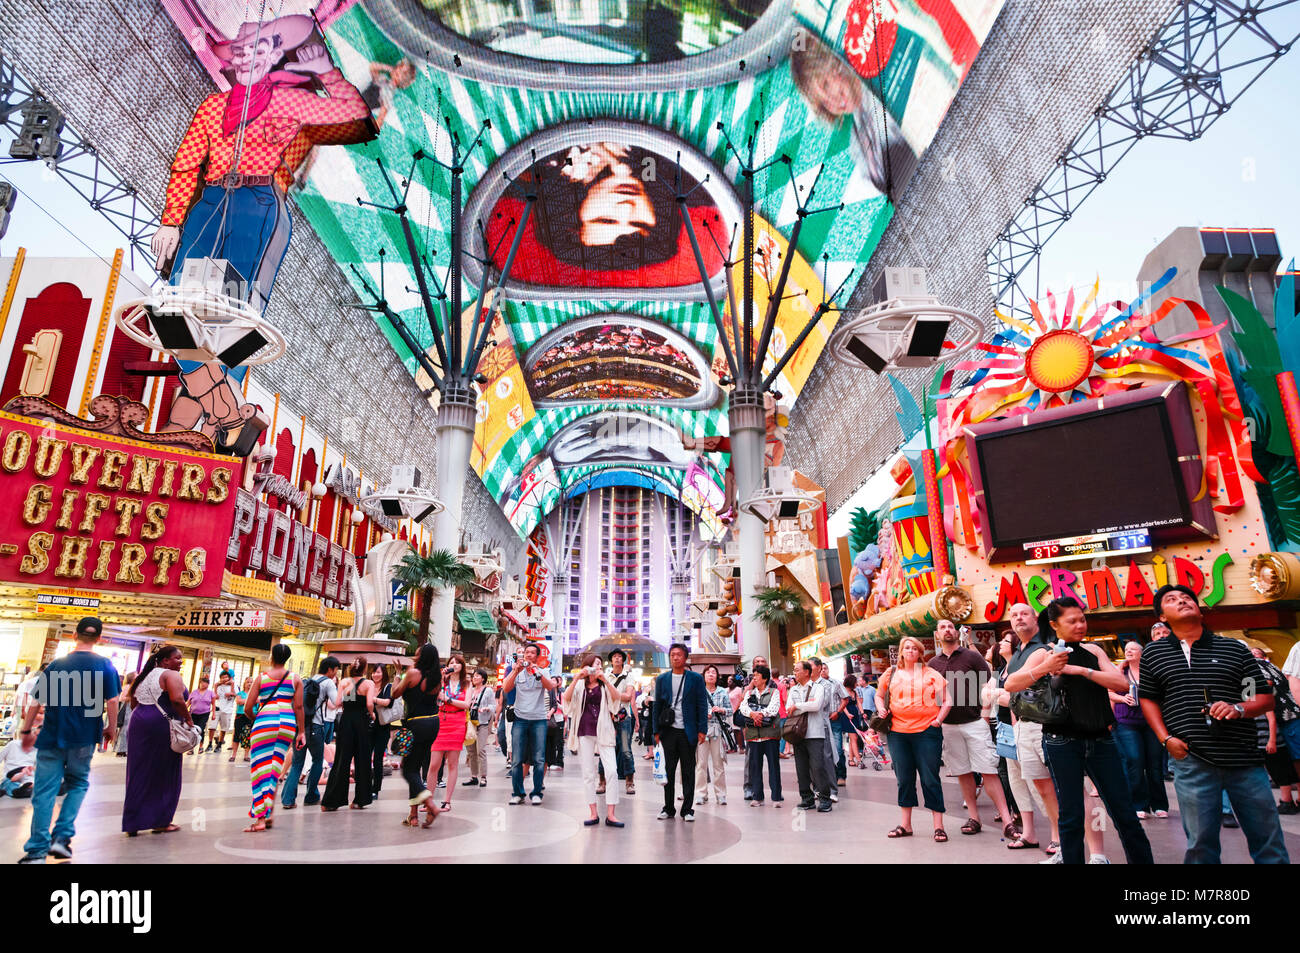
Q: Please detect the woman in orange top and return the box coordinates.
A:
[878,636,952,842]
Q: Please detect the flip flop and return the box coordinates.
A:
[151,824,180,833]
[1007,837,1040,850]
[961,817,982,835]
[886,825,913,838]
[933,829,948,842]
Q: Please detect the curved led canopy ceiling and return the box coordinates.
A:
[523,314,719,409]
[463,120,739,302]
[367,0,792,91]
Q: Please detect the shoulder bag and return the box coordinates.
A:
[781,686,810,743]
[657,675,684,731]
[378,685,404,726]
[155,679,203,754]
[1011,675,1070,729]
[867,667,895,733]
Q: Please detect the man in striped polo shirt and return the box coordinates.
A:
[1139,585,1290,864]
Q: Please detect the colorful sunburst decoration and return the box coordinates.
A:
[937,267,1263,531]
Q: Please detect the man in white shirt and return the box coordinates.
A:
[811,658,843,801]
[1,727,38,798]
[1284,640,1300,704]
[788,661,832,811]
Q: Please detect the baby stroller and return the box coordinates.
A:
[854,726,890,771]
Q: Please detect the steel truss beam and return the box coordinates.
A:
[987,0,1298,319]
[0,48,159,273]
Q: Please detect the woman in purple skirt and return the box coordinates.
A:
[123,645,192,836]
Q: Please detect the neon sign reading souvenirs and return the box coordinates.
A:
[0,412,239,598]
[984,553,1236,622]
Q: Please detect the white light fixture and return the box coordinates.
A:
[737,466,820,522]
[115,279,287,368]
[311,482,328,499]
[360,465,444,521]
[827,267,981,374]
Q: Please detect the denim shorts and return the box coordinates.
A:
[1281,716,1300,756]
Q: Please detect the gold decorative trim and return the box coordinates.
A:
[322,607,356,628]
[0,247,26,342]
[222,571,285,607]
[284,593,324,619]
[79,248,123,416]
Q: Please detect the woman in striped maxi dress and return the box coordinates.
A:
[243,644,305,833]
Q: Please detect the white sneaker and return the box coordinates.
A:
[657,810,671,820]
[1039,851,1063,865]
[530,795,543,805]
[682,812,695,822]
[695,795,706,805]
[829,793,839,803]
[717,795,727,805]
[1087,854,1111,864]
[509,795,525,805]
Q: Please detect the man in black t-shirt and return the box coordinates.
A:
[1139,585,1289,864]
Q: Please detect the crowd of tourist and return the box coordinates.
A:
[7,586,1298,863]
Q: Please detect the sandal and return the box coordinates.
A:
[1045,840,1060,855]
[1007,836,1040,850]
[242,821,268,833]
[886,825,913,838]
[151,824,181,833]
[402,814,418,827]
[933,828,948,842]
[961,817,982,835]
[440,802,451,811]
[422,802,440,828]
[1003,822,1019,839]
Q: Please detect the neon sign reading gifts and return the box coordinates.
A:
[0,412,239,598]
[226,489,357,605]
[984,553,1235,622]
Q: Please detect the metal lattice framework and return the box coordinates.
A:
[0,47,159,273]
[987,0,1299,319]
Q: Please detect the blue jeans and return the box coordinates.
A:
[321,720,335,745]
[173,184,291,309]
[746,738,781,802]
[1170,754,1290,864]
[497,716,509,762]
[2,775,33,797]
[1114,722,1169,812]
[614,716,635,779]
[281,723,326,806]
[889,727,945,813]
[24,745,95,857]
[511,718,547,798]
[831,723,847,780]
[1043,733,1153,864]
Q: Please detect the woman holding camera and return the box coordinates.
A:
[428,655,470,811]
[1004,597,1152,864]
[738,665,782,805]
[563,654,624,827]
[695,664,732,805]
[463,668,496,788]
[879,636,951,841]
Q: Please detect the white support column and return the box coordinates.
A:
[430,390,476,656]
[729,387,768,666]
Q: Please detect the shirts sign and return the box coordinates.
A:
[174,608,268,630]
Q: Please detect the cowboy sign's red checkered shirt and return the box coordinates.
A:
[161,69,370,227]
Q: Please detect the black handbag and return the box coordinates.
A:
[1011,675,1070,729]
[657,676,684,731]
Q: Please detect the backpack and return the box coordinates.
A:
[302,675,326,725]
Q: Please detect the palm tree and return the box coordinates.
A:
[375,608,419,650]
[391,550,478,647]
[752,585,815,657]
